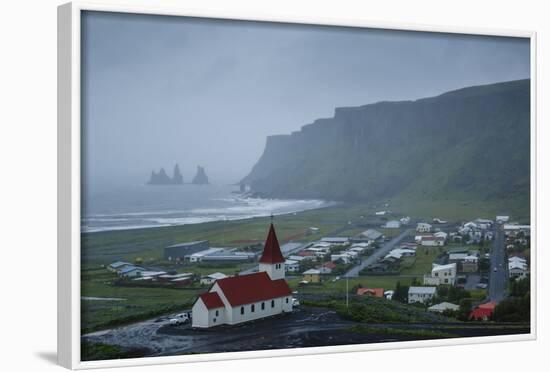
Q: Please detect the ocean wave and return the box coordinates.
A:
[82,197,334,234]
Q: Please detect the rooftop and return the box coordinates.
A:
[215,272,291,307]
[409,286,436,294]
[167,240,208,248]
[199,292,225,309]
[259,224,285,264]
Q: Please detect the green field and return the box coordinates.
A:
[80,199,514,333]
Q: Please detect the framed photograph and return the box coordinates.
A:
[58,1,536,369]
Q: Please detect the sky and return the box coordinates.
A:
[81,11,530,188]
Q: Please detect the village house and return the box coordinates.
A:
[400,216,411,225]
[302,269,322,283]
[320,237,349,245]
[420,236,445,247]
[508,256,528,279]
[423,263,457,285]
[470,302,496,321]
[118,266,146,278]
[200,272,228,285]
[357,229,383,242]
[461,255,479,273]
[356,288,385,297]
[416,223,432,233]
[428,302,459,313]
[192,224,292,328]
[383,220,401,229]
[108,261,133,273]
[284,259,300,273]
[408,286,436,304]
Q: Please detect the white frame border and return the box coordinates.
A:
[57,1,537,369]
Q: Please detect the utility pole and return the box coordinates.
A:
[346,275,349,310]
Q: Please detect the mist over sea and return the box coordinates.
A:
[81,184,331,233]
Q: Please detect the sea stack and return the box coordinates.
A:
[147,164,183,185]
[192,166,210,185]
[172,164,184,184]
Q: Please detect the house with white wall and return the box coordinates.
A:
[408,286,436,304]
[423,263,457,285]
[192,224,292,328]
[416,223,432,233]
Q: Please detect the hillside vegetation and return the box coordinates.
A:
[243,79,530,212]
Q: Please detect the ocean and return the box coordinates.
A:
[81,184,331,233]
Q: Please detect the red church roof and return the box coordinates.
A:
[199,291,225,309]
[259,224,285,264]
[215,272,291,307]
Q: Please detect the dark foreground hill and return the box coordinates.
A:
[242,79,530,205]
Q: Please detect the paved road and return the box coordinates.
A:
[344,229,412,277]
[488,225,508,302]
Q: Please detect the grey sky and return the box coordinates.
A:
[81,11,530,188]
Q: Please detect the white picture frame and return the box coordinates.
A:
[58,1,537,369]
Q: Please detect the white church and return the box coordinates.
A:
[191,223,293,328]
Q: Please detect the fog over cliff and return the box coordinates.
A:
[81,11,529,191]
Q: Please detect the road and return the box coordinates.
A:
[344,229,412,277]
[488,224,508,302]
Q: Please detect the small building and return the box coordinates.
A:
[108,261,133,273]
[356,288,385,297]
[118,266,146,278]
[420,236,445,247]
[188,248,225,263]
[509,261,528,279]
[164,240,210,261]
[302,269,321,283]
[200,272,228,285]
[358,229,383,241]
[461,255,479,273]
[496,216,510,223]
[408,286,436,304]
[433,231,448,240]
[428,302,459,313]
[320,237,349,245]
[400,216,411,225]
[470,302,496,321]
[416,223,432,233]
[383,220,401,229]
[284,259,300,273]
[424,263,457,285]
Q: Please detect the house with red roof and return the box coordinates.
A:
[192,224,293,328]
[356,288,385,297]
[469,301,496,321]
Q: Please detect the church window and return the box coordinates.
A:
[240,306,244,315]
[251,304,255,312]
[271,300,275,308]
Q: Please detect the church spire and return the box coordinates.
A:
[259,223,285,264]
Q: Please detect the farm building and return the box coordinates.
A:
[164,240,210,261]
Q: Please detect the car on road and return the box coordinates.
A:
[169,313,190,326]
[476,283,488,289]
[332,276,340,282]
[493,267,498,272]
[292,298,300,306]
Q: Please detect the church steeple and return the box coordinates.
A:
[259,223,285,280]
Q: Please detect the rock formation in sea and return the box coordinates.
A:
[191,166,210,185]
[148,164,183,185]
[172,164,183,184]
